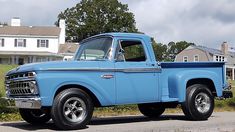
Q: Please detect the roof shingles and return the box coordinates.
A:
[0,26,61,37]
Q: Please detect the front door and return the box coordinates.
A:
[114,39,160,104]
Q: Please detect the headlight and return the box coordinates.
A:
[29,81,38,94]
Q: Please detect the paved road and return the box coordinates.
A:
[0,112,235,132]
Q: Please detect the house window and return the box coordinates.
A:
[183,56,188,62]
[15,39,26,47]
[0,39,4,47]
[37,39,49,48]
[214,55,225,62]
[194,55,199,62]
[216,56,219,61]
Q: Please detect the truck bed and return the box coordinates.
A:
[159,62,225,102]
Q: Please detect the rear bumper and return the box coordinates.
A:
[3,97,42,109]
[222,90,233,98]
[222,83,233,98]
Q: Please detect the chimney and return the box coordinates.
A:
[59,19,66,44]
[11,17,21,26]
[221,42,228,55]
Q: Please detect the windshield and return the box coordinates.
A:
[76,37,113,61]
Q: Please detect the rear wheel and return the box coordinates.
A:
[138,103,165,118]
[182,84,214,120]
[19,109,51,124]
[51,88,94,130]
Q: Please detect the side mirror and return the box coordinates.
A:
[118,48,125,54]
[116,49,125,62]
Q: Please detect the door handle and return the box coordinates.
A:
[101,74,114,79]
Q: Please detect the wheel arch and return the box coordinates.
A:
[54,84,101,107]
[186,78,217,96]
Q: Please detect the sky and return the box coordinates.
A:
[0,0,235,48]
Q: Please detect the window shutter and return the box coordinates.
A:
[37,40,40,47]
[46,40,49,48]
[14,39,17,47]
[23,39,26,47]
[2,39,4,47]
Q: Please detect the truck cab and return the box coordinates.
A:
[5,33,232,130]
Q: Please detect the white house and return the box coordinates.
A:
[0,18,66,65]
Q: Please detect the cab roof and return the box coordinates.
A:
[80,32,150,43]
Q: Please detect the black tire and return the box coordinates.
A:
[138,103,165,118]
[51,88,94,130]
[182,84,214,120]
[19,108,51,124]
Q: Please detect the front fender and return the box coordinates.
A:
[53,80,113,106]
[168,70,222,102]
[36,72,115,106]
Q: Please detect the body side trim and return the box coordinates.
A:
[43,67,162,73]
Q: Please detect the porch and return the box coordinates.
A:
[0,51,63,65]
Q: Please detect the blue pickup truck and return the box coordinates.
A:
[5,33,232,130]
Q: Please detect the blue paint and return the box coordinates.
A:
[6,33,226,106]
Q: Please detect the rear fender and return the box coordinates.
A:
[168,70,221,102]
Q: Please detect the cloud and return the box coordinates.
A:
[0,0,78,26]
[1,0,235,48]
[120,0,235,48]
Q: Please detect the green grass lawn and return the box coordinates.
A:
[0,65,17,97]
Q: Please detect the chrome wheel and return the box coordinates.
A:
[195,92,211,113]
[63,97,87,123]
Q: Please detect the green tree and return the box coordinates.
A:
[167,41,195,61]
[151,38,168,61]
[57,0,138,42]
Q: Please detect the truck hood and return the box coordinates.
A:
[6,61,100,75]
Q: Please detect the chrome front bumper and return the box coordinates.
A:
[3,97,42,109]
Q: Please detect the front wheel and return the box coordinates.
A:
[138,103,165,118]
[182,84,214,120]
[19,109,51,124]
[51,88,94,130]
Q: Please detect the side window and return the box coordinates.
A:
[116,40,146,62]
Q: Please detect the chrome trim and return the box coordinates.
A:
[101,74,114,79]
[5,97,41,109]
[6,80,38,96]
[5,72,39,96]
[45,67,161,73]
[6,72,36,81]
[6,78,35,82]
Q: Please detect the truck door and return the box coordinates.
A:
[114,38,160,104]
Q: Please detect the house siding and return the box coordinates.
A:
[175,48,210,62]
[175,44,235,80]
[0,36,59,53]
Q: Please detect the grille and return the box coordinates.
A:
[8,81,35,95]
[5,72,38,96]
